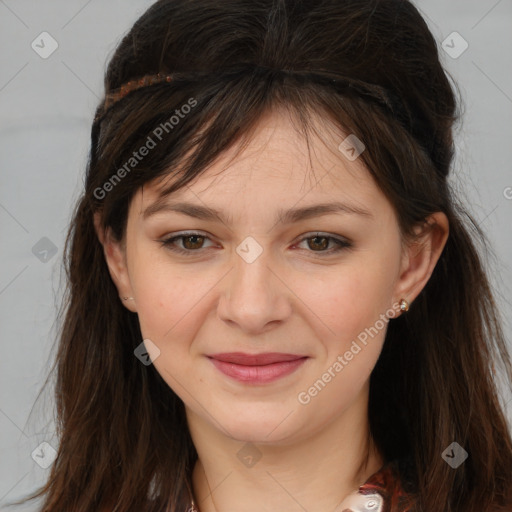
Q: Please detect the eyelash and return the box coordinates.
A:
[159,231,352,256]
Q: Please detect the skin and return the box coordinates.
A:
[95,107,449,512]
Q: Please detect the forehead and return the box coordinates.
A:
[133,107,387,217]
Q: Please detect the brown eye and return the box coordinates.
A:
[181,234,205,250]
[160,232,214,254]
[296,233,352,254]
[307,235,329,251]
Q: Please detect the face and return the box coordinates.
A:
[106,108,415,444]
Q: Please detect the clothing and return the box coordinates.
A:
[181,458,417,512]
[338,458,417,512]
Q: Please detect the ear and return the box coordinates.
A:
[393,212,449,313]
[93,212,137,312]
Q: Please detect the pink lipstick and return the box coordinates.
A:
[207,352,308,383]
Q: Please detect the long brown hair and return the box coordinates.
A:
[9,1,512,511]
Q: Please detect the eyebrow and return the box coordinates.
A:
[142,199,373,224]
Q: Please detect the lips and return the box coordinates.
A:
[208,352,306,365]
[207,352,308,383]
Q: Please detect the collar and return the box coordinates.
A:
[338,458,417,512]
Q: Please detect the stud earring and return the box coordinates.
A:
[122,296,135,301]
[399,298,410,312]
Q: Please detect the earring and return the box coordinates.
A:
[122,296,134,301]
[399,298,410,312]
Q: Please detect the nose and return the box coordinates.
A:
[216,246,292,335]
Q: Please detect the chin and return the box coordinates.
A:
[214,406,309,445]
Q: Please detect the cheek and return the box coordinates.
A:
[132,266,214,388]
[130,256,212,345]
[293,257,395,342]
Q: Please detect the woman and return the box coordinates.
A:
[11,0,512,511]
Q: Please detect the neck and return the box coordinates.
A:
[187,387,384,512]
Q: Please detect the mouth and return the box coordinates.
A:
[207,352,309,384]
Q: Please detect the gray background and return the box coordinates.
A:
[1,1,511,509]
